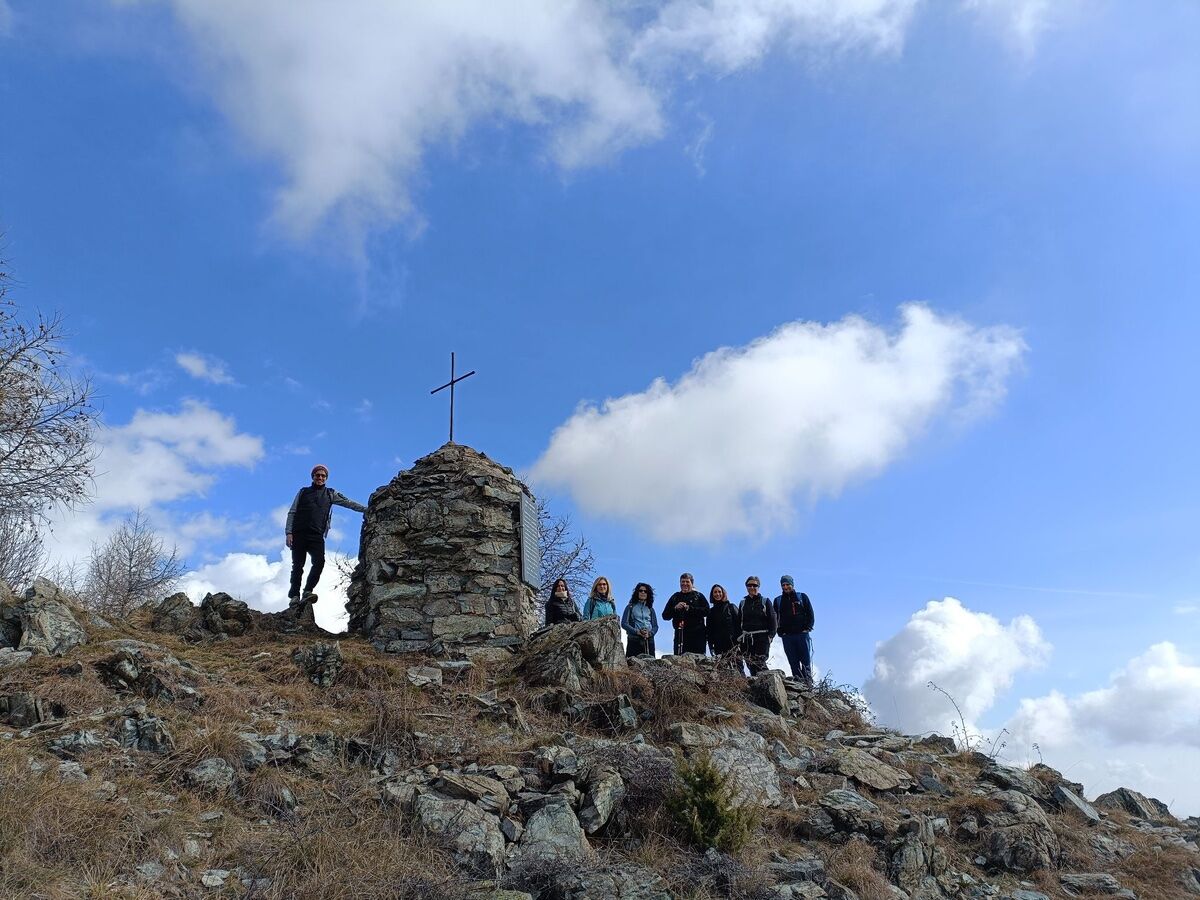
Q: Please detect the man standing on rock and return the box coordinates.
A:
[773,575,814,685]
[285,464,366,608]
[738,576,776,676]
[662,572,709,656]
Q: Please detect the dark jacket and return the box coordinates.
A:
[739,593,777,638]
[774,591,815,635]
[286,485,366,538]
[662,590,709,634]
[545,594,582,625]
[706,600,742,654]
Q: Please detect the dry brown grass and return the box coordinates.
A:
[820,838,895,900]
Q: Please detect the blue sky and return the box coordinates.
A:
[2,1,1199,811]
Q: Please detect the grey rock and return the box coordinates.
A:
[670,721,784,807]
[751,670,790,714]
[57,760,88,782]
[407,665,443,687]
[201,869,230,888]
[516,617,627,692]
[550,863,673,900]
[819,788,887,838]
[768,854,826,885]
[588,694,638,732]
[1008,892,1050,900]
[136,861,166,881]
[536,745,579,782]
[1059,873,1130,896]
[185,757,236,793]
[413,793,506,874]
[432,773,510,816]
[980,764,1050,801]
[152,592,200,633]
[291,641,343,688]
[1052,785,1101,824]
[514,802,592,863]
[49,729,108,757]
[980,791,1060,872]
[500,816,523,843]
[578,766,625,834]
[0,692,63,727]
[824,747,911,792]
[113,707,175,753]
[199,591,253,637]
[3,579,88,656]
[0,647,33,669]
[1095,786,1174,824]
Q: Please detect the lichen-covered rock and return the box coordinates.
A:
[751,670,789,714]
[513,801,592,863]
[554,863,673,899]
[413,793,506,874]
[981,790,1060,872]
[151,592,200,634]
[516,618,626,692]
[185,757,236,793]
[0,578,87,656]
[112,705,176,754]
[1059,872,1135,897]
[981,763,1050,801]
[292,641,343,688]
[200,592,253,637]
[347,443,540,652]
[824,747,911,792]
[432,773,511,816]
[670,722,784,808]
[579,766,625,834]
[0,692,63,727]
[819,788,887,838]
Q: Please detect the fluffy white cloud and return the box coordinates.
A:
[179,549,352,633]
[532,304,1025,542]
[176,351,236,385]
[1005,643,1200,815]
[131,1,1048,238]
[44,401,264,569]
[862,597,1050,735]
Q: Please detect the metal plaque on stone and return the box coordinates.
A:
[519,491,541,588]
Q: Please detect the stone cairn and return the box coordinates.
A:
[347,443,539,653]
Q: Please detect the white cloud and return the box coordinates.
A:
[43,401,265,569]
[128,1,1049,239]
[532,304,1025,542]
[962,0,1081,55]
[632,0,918,73]
[176,351,236,385]
[1174,603,1198,616]
[862,597,1050,735]
[1005,643,1200,815]
[179,549,352,633]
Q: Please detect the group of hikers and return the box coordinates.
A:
[282,464,817,686]
[544,572,816,686]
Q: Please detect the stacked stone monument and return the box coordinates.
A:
[346,443,539,653]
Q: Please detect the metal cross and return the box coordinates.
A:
[430,351,476,443]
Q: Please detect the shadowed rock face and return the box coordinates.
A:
[346,443,539,653]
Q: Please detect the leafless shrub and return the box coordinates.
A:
[536,496,595,605]
[0,264,97,526]
[81,509,184,618]
[0,511,44,590]
[662,849,777,900]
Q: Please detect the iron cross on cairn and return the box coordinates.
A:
[430,351,476,443]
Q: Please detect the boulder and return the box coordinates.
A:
[1052,785,1101,824]
[819,788,887,838]
[113,706,176,754]
[432,773,510,816]
[200,592,253,637]
[535,745,579,782]
[413,793,505,874]
[291,641,343,688]
[515,618,626,692]
[94,648,201,706]
[0,692,63,727]
[514,802,592,862]
[669,722,784,808]
[1,579,87,656]
[1059,873,1135,898]
[152,592,200,634]
[1095,786,1175,824]
[980,790,1060,872]
[587,694,638,733]
[553,863,673,899]
[751,670,789,714]
[980,763,1050,802]
[578,766,625,834]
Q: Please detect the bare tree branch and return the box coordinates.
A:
[0,261,98,525]
[536,497,594,604]
[0,511,45,590]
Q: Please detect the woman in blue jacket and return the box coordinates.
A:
[583,576,617,620]
[621,582,659,657]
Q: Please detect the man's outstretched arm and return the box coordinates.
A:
[330,489,367,513]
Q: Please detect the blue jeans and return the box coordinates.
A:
[781,632,813,684]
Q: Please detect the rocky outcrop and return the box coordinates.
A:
[291,641,342,688]
[0,578,87,656]
[515,618,626,692]
[346,443,540,653]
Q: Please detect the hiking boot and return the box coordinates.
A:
[301,591,318,605]
[287,593,300,607]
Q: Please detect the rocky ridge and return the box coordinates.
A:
[0,580,1197,899]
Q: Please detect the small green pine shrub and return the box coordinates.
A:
[666,752,758,852]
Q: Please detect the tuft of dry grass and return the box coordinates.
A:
[820,837,896,900]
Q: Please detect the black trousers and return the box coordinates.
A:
[741,632,772,676]
[626,634,656,657]
[289,534,325,597]
[673,627,707,655]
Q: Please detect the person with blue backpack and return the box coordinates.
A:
[583,576,618,620]
[773,575,815,685]
[621,582,659,657]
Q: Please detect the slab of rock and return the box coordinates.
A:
[407,665,443,687]
[432,773,510,816]
[553,863,673,900]
[535,745,579,782]
[981,763,1050,801]
[152,592,200,634]
[1095,786,1174,823]
[824,747,911,792]
[0,692,63,727]
[981,790,1060,873]
[49,729,109,757]
[1059,873,1135,897]
[819,788,887,838]
[113,707,176,754]
[588,694,637,732]
[669,722,784,808]
[0,647,33,669]
[1052,785,1101,824]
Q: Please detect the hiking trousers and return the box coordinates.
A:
[289,534,325,597]
[781,632,813,685]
